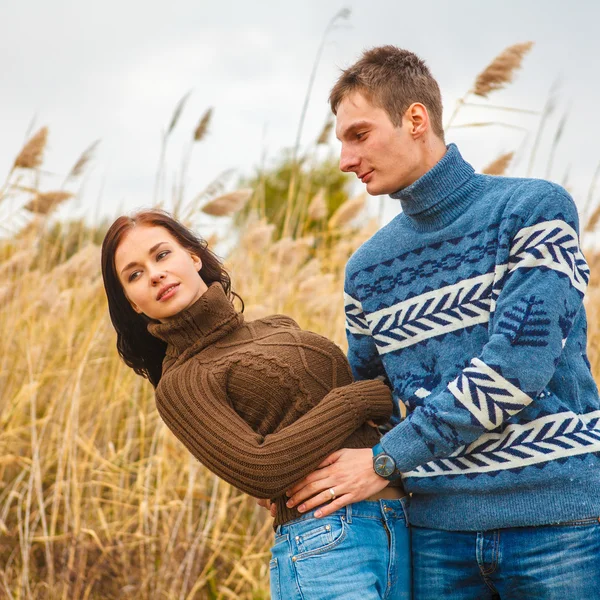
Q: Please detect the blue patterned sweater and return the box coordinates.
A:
[345,143,600,530]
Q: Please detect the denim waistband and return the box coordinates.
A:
[275,497,409,535]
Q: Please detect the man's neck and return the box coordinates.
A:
[415,137,447,182]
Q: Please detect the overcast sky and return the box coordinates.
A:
[2,0,599,235]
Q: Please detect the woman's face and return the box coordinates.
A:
[114,224,208,321]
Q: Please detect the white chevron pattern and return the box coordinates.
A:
[365,273,494,354]
[404,410,600,478]
[346,219,587,352]
[344,293,371,336]
[449,358,533,430]
[508,219,589,295]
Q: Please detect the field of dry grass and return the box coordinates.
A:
[1,41,599,598]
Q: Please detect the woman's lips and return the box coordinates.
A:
[158,284,179,301]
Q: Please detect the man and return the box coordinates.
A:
[285,46,600,598]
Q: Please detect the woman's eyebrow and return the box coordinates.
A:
[120,242,169,275]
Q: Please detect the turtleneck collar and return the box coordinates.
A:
[147,281,243,358]
[390,143,480,232]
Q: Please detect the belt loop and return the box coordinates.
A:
[345,503,352,523]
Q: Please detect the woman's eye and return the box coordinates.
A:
[127,251,169,282]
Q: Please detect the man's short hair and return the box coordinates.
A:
[329,45,445,140]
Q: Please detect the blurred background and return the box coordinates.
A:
[2,1,600,228]
[1,2,600,598]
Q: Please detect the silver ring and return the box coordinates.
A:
[329,487,336,500]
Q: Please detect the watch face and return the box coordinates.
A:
[374,454,396,477]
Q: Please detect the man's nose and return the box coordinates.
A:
[339,147,359,173]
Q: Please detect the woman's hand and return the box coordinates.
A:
[255,498,277,518]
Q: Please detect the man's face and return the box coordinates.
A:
[335,91,422,195]
[115,225,208,322]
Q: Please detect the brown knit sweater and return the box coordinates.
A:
[147,282,393,526]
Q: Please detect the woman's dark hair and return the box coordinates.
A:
[101,208,242,388]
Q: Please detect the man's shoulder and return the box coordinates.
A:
[473,174,578,232]
[478,174,574,210]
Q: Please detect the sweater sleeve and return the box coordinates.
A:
[344,282,389,384]
[381,187,591,472]
[155,363,392,498]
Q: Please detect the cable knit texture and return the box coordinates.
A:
[148,282,394,526]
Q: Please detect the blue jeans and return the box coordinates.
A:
[269,498,411,599]
[413,516,600,599]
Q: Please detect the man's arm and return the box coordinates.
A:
[286,188,590,516]
[344,289,389,382]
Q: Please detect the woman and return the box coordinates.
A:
[101,209,410,599]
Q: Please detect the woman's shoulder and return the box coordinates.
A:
[253,314,301,330]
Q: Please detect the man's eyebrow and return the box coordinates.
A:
[120,242,169,275]
[337,120,371,140]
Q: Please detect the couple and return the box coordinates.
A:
[101,46,600,599]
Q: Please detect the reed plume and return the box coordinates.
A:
[67,139,101,179]
[585,203,600,233]
[24,190,73,215]
[241,219,276,251]
[483,152,514,176]
[13,126,48,169]
[307,188,327,220]
[201,188,253,216]
[316,117,334,145]
[167,91,192,135]
[473,42,534,97]
[328,193,366,229]
[193,108,213,142]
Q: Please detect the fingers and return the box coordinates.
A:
[285,466,332,499]
[292,486,340,514]
[313,494,353,519]
[286,476,334,509]
[256,498,277,520]
[317,449,342,469]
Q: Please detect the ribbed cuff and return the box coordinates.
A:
[344,379,393,423]
[380,418,436,473]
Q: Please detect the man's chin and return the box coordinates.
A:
[365,182,390,196]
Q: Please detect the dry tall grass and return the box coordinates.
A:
[1,39,600,599]
[0,154,374,598]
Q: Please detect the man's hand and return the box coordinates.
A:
[284,448,389,518]
[255,498,276,518]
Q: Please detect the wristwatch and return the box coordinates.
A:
[372,443,401,481]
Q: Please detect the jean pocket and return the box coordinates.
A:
[269,558,281,600]
[293,515,347,560]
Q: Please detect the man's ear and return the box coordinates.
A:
[405,103,429,139]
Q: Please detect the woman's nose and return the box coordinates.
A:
[150,271,166,284]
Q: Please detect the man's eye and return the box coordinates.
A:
[356,132,365,140]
